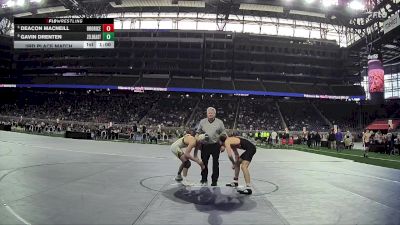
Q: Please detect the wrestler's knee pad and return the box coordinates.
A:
[183,160,191,168]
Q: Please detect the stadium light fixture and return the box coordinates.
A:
[348,0,365,11]
[282,0,293,4]
[6,0,15,7]
[16,0,25,6]
[322,0,337,8]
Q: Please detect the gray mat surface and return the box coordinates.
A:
[0,131,399,225]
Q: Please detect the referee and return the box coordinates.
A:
[197,107,226,186]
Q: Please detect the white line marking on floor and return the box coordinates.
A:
[325,182,400,213]
[0,140,172,160]
[3,201,31,225]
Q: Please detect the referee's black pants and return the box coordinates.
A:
[200,143,220,183]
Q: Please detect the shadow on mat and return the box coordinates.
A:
[162,186,257,225]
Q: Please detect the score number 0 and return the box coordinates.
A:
[103,24,114,32]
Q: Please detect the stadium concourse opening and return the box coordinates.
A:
[1,0,400,224]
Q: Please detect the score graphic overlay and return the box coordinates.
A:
[14,18,114,49]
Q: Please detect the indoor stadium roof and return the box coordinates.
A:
[1,0,399,66]
[0,0,398,29]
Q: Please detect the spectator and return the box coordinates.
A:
[271,131,277,146]
[344,133,353,149]
[335,129,343,152]
[328,129,336,150]
[315,132,321,147]
[307,131,312,148]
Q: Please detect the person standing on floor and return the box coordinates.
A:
[197,107,227,186]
